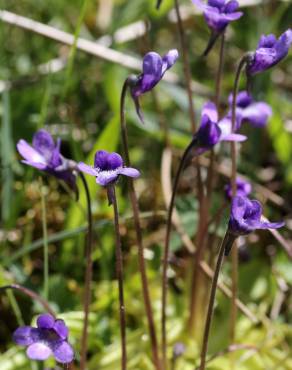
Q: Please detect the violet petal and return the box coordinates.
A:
[53,341,74,364]
[26,342,52,361]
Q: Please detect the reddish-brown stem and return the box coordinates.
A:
[188,32,225,334]
[79,172,93,370]
[120,79,162,370]
[162,138,198,367]
[198,232,236,370]
[109,185,127,370]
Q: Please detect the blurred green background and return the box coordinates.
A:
[0,0,291,369]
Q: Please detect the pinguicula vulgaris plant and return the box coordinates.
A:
[78,150,140,370]
[192,0,243,55]
[198,196,284,370]
[16,129,93,370]
[228,91,272,128]
[13,314,74,364]
[128,49,179,122]
[225,177,252,199]
[161,99,246,362]
[118,49,178,370]
[5,1,292,370]
[0,284,74,368]
[16,129,77,191]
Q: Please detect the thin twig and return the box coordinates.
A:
[194,343,258,370]
[0,10,208,94]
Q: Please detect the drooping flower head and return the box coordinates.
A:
[228,196,285,236]
[228,91,272,128]
[225,177,252,199]
[247,29,292,75]
[129,50,179,122]
[13,314,74,364]
[78,150,140,187]
[17,129,76,189]
[192,0,243,32]
[194,102,246,154]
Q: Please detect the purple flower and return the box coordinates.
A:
[173,342,186,358]
[13,314,74,364]
[225,177,252,199]
[194,102,246,154]
[247,29,292,75]
[228,91,272,128]
[228,196,285,236]
[78,150,140,187]
[17,130,76,189]
[192,0,243,33]
[130,50,179,122]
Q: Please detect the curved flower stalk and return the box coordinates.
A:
[78,150,140,370]
[13,314,74,364]
[192,0,243,55]
[129,50,179,122]
[198,195,284,370]
[161,101,246,365]
[246,29,292,76]
[228,91,272,128]
[225,177,252,199]
[121,63,165,369]
[17,129,77,190]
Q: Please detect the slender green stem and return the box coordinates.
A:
[198,232,236,370]
[79,172,93,370]
[6,290,24,326]
[162,137,198,367]
[174,0,196,133]
[108,185,127,370]
[120,79,162,370]
[0,284,55,316]
[40,178,49,301]
[230,55,249,344]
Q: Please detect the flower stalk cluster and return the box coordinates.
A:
[8,3,291,370]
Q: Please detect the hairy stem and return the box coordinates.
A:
[174,0,196,133]
[198,232,236,370]
[162,137,198,367]
[230,55,248,344]
[79,172,93,370]
[109,185,127,370]
[0,284,55,317]
[120,79,162,370]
